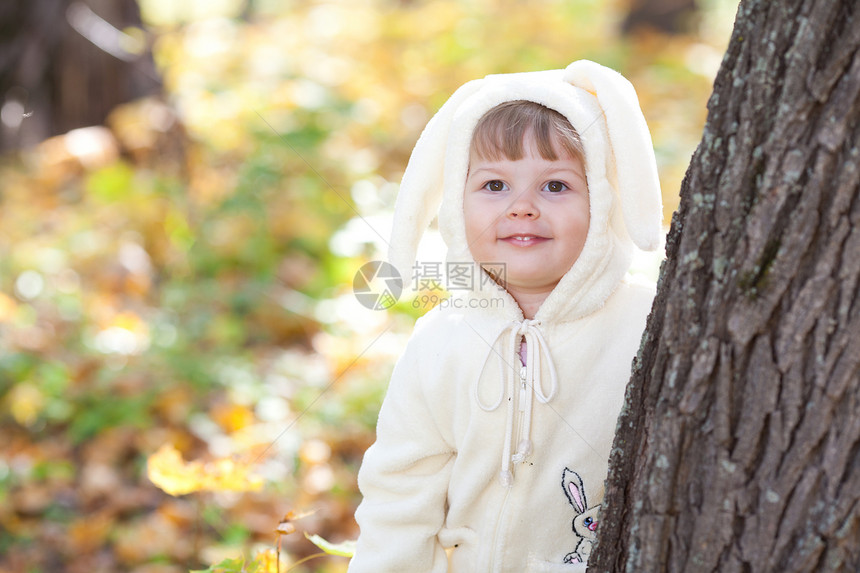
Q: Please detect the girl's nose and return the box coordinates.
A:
[507,190,539,219]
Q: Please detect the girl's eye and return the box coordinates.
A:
[484,180,506,192]
[544,180,568,193]
[584,517,593,526]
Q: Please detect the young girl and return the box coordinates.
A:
[348,60,663,572]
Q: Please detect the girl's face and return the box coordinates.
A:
[463,136,589,299]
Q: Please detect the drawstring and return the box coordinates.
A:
[474,319,559,487]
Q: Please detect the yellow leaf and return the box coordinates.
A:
[8,383,45,426]
[0,292,17,322]
[252,548,282,573]
[146,443,264,496]
[211,402,255,433]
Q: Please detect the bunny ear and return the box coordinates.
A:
[562,469,588,513]
[568,483,586,513]
[388,79,486,282]
[564,61,663,251]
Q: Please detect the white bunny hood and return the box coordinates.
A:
[389,60,662,323]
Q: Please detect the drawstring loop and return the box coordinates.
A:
[474,319,559,487]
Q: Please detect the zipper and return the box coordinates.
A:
[518,366,527,412]
[516,366,527,459]
[488,366,528,572]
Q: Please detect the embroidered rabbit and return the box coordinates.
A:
[562,468,599,564]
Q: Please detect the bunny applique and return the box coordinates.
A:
[562,468,600,564]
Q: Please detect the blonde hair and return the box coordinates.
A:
[470,100,585,164]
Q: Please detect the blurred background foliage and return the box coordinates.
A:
[0,0,737,571]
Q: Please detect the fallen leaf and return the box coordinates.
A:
[146,443,263,496]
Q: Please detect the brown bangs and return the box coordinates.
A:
[470,100,585,164]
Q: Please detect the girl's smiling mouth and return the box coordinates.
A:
[500,234,550,247]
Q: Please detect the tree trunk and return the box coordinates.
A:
[621,0,699,35]
[590,1,860,571]
[0,0,160,151]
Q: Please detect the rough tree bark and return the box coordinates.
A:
[590,1,860,572]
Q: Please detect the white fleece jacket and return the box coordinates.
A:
[349,60,662,573]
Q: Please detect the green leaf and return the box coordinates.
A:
[304,532,356,557]
[85,162,135,203]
